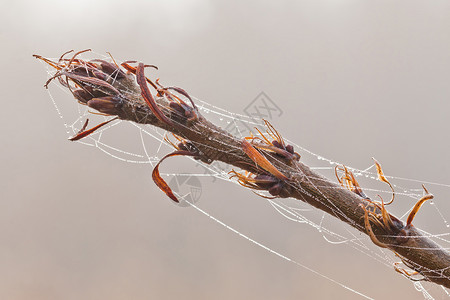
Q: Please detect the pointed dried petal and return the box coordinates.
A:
[62,71,120,95]
[373,158,395,205]
[242,140,288,181]
[152,150,197,202]
[69,117,118,141]
[136,63,174,126]
[406,186,434,226]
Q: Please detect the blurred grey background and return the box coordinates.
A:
[1,0,450,299]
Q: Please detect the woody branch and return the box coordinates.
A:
[34,51,450,289]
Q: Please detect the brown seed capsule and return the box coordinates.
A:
[71,66,91,77]
[92,70,107,81]
[169,102,185,122]
[87,96,121,115]
[169,102,185,114]
[272,140,282,149]
[72,89,93,104]
[92,60,126,79]
[286,144,294,154]
[254,174,279,189]
[268,182,284,196]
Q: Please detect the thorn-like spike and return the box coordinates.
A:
[69,117,118,141]
[372,158,395,205]
[406,189,434,226]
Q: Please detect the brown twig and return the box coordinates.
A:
[34,52,450,289]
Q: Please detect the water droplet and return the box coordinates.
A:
[446,223,450,228]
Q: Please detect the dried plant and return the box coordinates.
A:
[34,50,450,289]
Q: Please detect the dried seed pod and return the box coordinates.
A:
[94,60,126,79]
[286,144,294,154]
[253,174,279,189]
[272,140,282,148]
[169,102,188,124]
[62,71,120,95]
[72,89,93,104]
[70,66,91,77]
[268,182,284,196]
[92,70,107,81]
[87,97,121,115]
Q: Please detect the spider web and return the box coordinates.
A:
[38,52,450,299]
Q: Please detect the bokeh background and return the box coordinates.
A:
[1,1,450,299]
